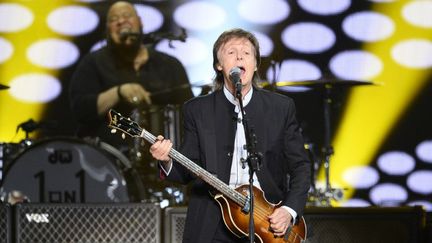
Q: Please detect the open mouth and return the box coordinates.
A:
[119,27,131,34]
[238,66,246,74]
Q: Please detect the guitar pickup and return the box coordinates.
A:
[241,195,250,213]
[284,225,292,241]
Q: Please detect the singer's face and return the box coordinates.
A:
[107,2,142,45]
[216,37,257,94]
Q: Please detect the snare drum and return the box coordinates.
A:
[0,137,144,203]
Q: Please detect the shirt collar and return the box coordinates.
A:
[223,85,253,108]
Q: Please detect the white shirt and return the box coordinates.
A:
[223,86,260,189]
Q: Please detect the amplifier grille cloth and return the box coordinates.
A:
[15,203,160,243]
[0,204,11,243]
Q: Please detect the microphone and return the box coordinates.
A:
[119,31,140,42]
[229,66,242,94]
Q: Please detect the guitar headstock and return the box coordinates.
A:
[107,109,142,138]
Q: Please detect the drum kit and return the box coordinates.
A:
[1,79,373,207]
[0,83,190,206]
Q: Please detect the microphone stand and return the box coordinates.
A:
[142,28,187,48]
[235,87,262,243]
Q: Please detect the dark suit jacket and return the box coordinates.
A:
[165,87,311,242]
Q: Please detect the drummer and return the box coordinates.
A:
[69,1,193,148]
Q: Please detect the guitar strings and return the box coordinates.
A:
[110,113,303,242]
[139,126,303,242]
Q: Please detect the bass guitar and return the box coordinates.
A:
[107,109,307,243]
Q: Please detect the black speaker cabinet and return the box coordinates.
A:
[426,212,432,243]
[163,206,426,243]
[0,204,11,243]
[303,206,425,243]
[164,206,187,243]
[15,203,161,243]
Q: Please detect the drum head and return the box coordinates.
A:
[0,137,141,203]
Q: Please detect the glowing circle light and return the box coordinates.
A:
[47,6,99,36]
[238,0,289,24]
[391,39,432,69]
[282,22,335,54]
[174,2,226,31]
[0,37,13,64]
[252,31,274,57]
[416,140,432,163]
[266,59,321,92]
[407,170,432,194]
[134,4,164,33]
[9,73,62,103]
[343,166,380,189]
[329,50,383,80]
[402,1,432,28]
[343,11,394,42]
[377,151,415,175]
[156,37,209,67]
[27,38,80,69]
[298,0,350,15]
[0,3,33,32]
[369,183,408,206]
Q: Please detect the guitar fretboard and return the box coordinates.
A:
[140,128,247,207]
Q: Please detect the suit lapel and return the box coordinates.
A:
[245,89,266,157]
[203,91,236,183]
[215,91,237,183]
[245,90,283,200]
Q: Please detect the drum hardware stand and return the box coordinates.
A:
[307,83,345,206]
[16,118,58,147]
[128,106,187,205]
[163,104,181,148]
[16,119,38,147]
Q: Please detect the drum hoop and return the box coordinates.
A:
[1,136,132,178]
[99,141,132,169]
[0,136,144,202]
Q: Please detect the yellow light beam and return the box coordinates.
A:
[320,2,432,205]
[0,1,78,142]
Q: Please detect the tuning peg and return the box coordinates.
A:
[111,128,117,133]
[122,133,126,139]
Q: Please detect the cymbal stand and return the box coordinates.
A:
[308,84,343,206]
[323,85,333,195]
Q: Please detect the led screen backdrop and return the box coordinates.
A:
[0,0,431,210]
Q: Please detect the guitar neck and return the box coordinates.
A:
[139,128,247,207]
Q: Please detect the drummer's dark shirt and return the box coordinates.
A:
[69,46,192,147]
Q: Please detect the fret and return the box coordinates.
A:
[138,127,247,206]
[108,109,307,243]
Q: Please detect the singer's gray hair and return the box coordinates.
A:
[212,28,261,91]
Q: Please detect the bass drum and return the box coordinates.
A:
[0,137,144,203]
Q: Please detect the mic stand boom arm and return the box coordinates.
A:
[144,28,187,48]
[235,90,263,243]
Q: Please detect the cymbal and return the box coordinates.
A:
[0,83,9,90]
[264,79,374,88]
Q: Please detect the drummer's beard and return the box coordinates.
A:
[107,30,143,64]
